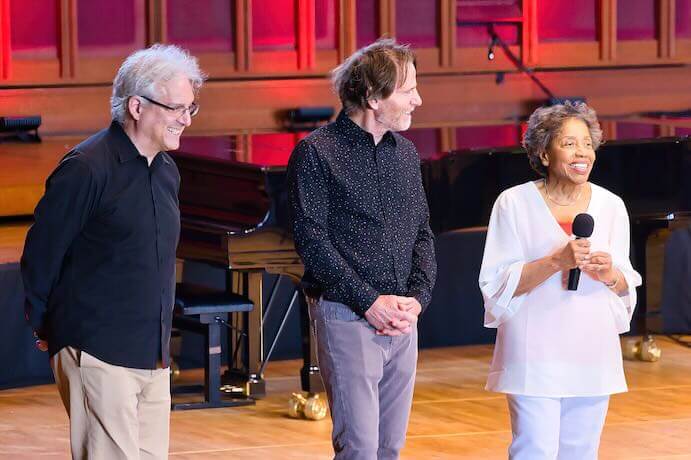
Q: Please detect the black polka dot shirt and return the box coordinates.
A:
[287,111,437,316]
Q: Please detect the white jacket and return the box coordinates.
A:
[479,181,642,397]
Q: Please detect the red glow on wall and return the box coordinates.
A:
[1,0,10,78]
[252,0,296,51]
[400,128,440,160]
[356,0,378,48]
[178,136,237,160]
[617,0,656,40]
[77,0,145,56]
[9,0,58,57]
[616,122,657,140]
[315,0,337,49]
[538,0,597,42]
[457,0,521,21]
[251,133,299,166]
[396,0,439,47]
[677,0,691,38]
[167,0,234,52]
[456,125,521,150]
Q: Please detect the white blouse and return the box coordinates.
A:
[479,181,642,397]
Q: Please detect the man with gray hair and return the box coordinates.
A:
[21,44,205,459]
[288,38,437,459]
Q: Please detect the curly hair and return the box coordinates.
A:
[331,38,416,114]
[522,101,603,177]
[111,44,206,124]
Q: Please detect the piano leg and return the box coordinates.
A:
[224,270,266,398]
[246,271,266,397]
[299,292,324,393]
[631,224,650,336]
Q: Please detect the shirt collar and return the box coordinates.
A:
[108,121,144,163]
[335,110,397,148]
[108,121,170,165]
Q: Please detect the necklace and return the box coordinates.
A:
[544,178,582,206]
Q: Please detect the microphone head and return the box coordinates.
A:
[572,213,594,238]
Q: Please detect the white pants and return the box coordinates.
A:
[507,394,610,460]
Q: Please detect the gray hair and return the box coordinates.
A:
[110,44,206,124]
[522,101,603,177]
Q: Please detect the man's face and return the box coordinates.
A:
[136,74,195,153]
[372,61,422,133]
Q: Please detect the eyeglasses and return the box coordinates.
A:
[138,95,199,118]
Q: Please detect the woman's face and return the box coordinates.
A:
[543,117,596,185]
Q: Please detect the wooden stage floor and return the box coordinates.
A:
[2,337,691,459]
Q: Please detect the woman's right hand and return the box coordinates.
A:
[553,239,590,271]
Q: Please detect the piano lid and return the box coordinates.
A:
[173,152,289,234]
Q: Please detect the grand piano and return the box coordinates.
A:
[174,135,690,396]
[174,154,320,397]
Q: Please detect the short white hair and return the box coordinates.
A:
[110,44,206,123]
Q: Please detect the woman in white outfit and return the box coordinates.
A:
[479,101,642,460]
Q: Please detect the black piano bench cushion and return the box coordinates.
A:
[174,284,253,315]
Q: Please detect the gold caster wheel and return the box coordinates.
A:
[639,336,661,362]
[169,359,181,383]
[288,392,328,420]
[622,335,661,362]
[622,338,641,361]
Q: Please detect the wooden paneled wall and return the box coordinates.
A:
[0,0,690,138]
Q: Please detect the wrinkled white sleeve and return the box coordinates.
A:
[479,191,527,328]
[608,197,643,334]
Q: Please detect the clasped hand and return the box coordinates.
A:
[32,331,48,352]
[556,239,616,286]
[364,295,421,336]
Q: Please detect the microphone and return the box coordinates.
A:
[568,213,595,291]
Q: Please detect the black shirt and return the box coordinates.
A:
[287,111,437,316]
[21,121,180,369]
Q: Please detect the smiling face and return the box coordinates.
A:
[543,117,596,185]
[371,61,422,133]
[135,73,195,154]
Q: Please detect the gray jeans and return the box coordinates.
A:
[309,299,418,460]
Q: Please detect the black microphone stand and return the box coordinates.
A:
[485,23,557,101]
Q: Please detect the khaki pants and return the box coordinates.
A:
[51,346,171,460]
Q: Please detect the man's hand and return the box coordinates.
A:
[33,331,48,352]
[396,296,422,317]
[376,296,422,336]
[366,295,420,336]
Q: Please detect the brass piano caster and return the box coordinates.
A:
[288,392,328,421]
[622,335,661,362]
[169,359,181,383]
[622,338,640,360]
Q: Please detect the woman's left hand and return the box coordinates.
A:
[581,251,616,283]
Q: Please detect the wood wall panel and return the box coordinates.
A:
[0,0,11,79]
[2,66,689,137]
[1,1,691,137]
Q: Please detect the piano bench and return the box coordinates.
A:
[171,283,255,411]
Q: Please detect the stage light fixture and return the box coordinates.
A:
[284,107,335,132]
[0,115,42,143]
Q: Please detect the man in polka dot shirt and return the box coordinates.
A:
[288,38,437,459]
